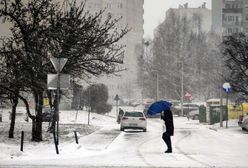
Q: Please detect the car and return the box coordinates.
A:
[120,111,147,132]
[187,109,199,120]
[173,103,199,116]
[238,115,248,131]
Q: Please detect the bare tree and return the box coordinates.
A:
[150,10,222,101]
[0,0,128,141]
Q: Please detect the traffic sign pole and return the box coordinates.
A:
[226,92,228,128]
[223,82,231,128]
[56,59,60,145]
[49,58,68,151]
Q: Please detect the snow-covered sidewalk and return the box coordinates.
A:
[1,107,248,168]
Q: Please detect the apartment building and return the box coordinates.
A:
[165,3,212,33]
[212,0,248,36]
[84,0,144,101]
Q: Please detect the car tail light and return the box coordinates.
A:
[139,118,146,121]
[122,117,128,120]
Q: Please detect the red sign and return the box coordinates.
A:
[185,92,192,100]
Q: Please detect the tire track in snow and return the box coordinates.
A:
[175,130,213,167]
[136,119,213,168]
[136,134,160,167]
[135,119,163,167]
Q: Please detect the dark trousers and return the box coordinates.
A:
[162,132,172,151]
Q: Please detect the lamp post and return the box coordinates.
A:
[180,62,184,117]
[156,72,159,101]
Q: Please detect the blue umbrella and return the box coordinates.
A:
[147,100,172,115]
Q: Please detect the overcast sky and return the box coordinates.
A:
[143,0,212,39]
[1,0,212,39]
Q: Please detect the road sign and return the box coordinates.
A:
[47,74,70,89]
[114,94,120,101]
[223,82,231,93]
[50,58,68,72]
[184,92,192,100]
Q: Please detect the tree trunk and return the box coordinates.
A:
[32,91,43,142]
[9,95,18,138]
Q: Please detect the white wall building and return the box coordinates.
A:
[84,0,144,102]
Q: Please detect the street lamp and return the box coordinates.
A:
[177,62,184,117]
[156,72,159,101]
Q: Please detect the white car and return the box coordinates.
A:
[188,109,199,120]
[238,115,248,131]
[120,111,147,132]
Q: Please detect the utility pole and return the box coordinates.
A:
[180,62,184,116]
[156,72,159,101]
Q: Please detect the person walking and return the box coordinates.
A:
[161,109,174,153]
[117,108,124,124]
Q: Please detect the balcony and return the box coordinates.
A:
[223,8,243,13]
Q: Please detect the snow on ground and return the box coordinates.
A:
[0,106,135,162]
[0,105,248,168]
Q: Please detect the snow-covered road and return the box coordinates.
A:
[1,107,248,168]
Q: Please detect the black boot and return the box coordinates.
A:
[164,149,172,153]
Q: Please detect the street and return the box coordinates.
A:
[1,110,248,168]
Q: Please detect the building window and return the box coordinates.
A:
[228,28,233,34]
[117,3,123,8]
[228,16,234,22]
[223,16,227,21]
[107,3,112,9]
[94,3,99,8]
[246,15,248,21]
[225,4,230,9]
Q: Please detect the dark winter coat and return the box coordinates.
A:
[161,109,174,136]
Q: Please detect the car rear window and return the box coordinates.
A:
[124,111,144,117]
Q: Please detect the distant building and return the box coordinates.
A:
[84,0,144,102]
[0,0,144,103]
[163,2,212,33]
[212,0,248,36]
